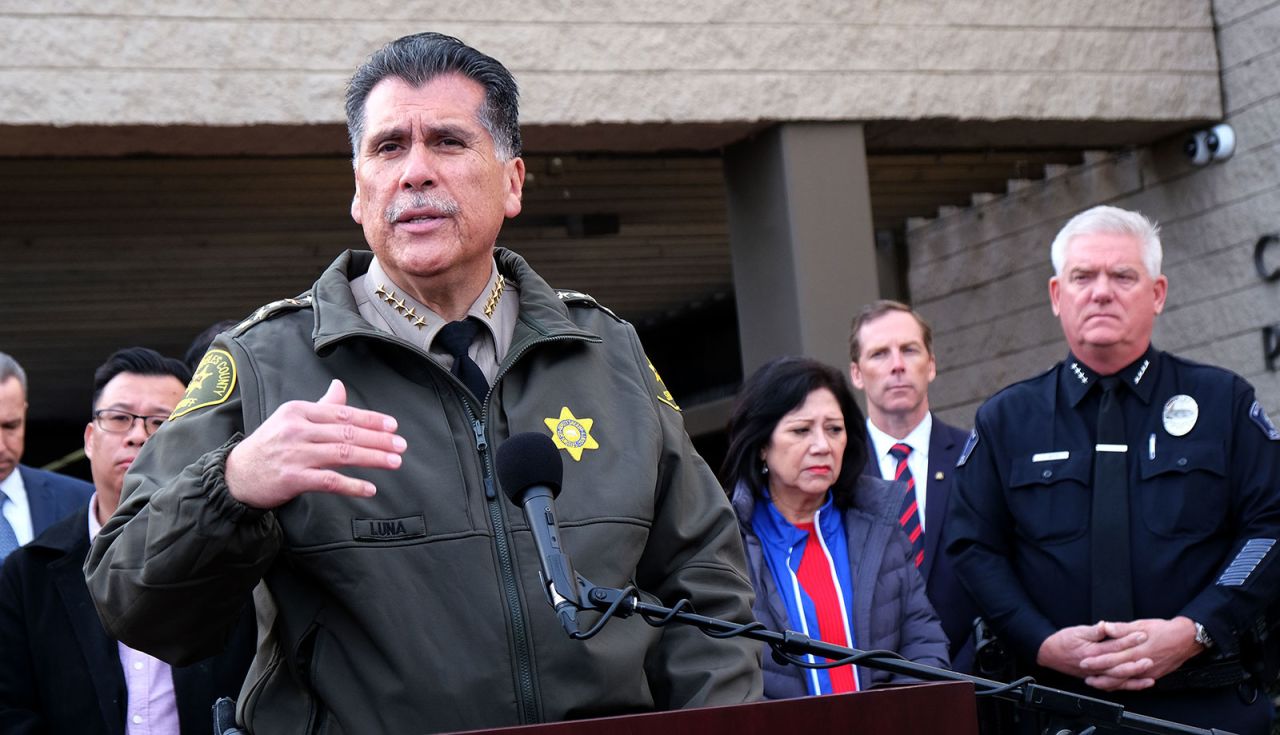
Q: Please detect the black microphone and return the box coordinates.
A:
[496,432,580,634]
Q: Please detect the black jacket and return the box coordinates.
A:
[0,504,255,734]
[946,348,1280,733]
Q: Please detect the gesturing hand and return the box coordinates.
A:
[225,379,406,509]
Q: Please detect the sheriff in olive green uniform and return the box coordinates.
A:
[86,249,760,734]
[86,31,759,735]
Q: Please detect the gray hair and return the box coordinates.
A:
[1050,205,1163,277]
[345,32,522,163]
[0,352,27,395]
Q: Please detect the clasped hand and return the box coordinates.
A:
[225,380,407,509]
[1036,617,1203,691]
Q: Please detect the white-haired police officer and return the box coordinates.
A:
[946,205,1280,734]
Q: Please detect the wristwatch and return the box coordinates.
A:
[1193,621,1214,649]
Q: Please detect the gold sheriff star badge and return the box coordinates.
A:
[544,407,599,462]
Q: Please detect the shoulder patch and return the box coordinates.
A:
[233,293,314,336]
[647,359,681,412]
[556,289,623,323]
[1250,401,1280,441]
[171,349,237,419]
[957,429,979,466]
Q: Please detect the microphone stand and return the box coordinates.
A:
[559,577,1236,735]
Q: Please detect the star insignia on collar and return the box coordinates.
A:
[377,284,428,330]
[543,407,600,462]
[484,274,506,318]
[1070,362,1089,384]
[1133,359,1150,385]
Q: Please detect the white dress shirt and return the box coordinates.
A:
[89,495,180,734]
[866,413,933,532]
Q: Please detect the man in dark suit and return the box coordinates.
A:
[0,347,254,734]
[0,352,93,559]
[849,300,980,672]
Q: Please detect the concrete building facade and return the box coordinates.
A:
[910,0,1280,426]
[4,0,1273,464]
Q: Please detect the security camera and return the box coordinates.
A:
[1206,123,1236,161]
[1184,130,1212,166]
[1183,123,1236,166]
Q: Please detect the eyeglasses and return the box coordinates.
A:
[92,409,169,436]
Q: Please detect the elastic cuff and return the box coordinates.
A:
[200,433,269,523]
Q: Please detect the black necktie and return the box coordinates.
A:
[889,443,925,568]
[436,318,490,401]
[1090,376,1134,621]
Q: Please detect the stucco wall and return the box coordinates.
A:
[0,1,1219,128]
[907,0,1280,428]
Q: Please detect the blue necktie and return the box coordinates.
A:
[0,491,20,561]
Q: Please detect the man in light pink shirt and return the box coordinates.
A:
[0,347,255,734]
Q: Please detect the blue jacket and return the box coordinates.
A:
[946,348,1280,733]
[731,475,950,697]
[17,465,92,536]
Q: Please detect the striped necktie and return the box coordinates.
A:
[889,443,925,568]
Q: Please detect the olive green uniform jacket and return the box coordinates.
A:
[85,248,762,735]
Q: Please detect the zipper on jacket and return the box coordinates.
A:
[473,416,538,723]
[327,311,599,726]
[474,332,599,724]
[422,330,599,725]
[473,334,595,725]
[489,333,595,392]
[473,419,497,500]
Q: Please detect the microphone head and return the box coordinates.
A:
[496,431,563,504]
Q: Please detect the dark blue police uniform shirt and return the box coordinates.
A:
[945,346,1280,663]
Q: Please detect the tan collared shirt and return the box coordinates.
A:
[350,255,519,387]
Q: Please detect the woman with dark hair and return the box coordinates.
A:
[722,356,948,698]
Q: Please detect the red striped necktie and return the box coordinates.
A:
[889,443,925,568]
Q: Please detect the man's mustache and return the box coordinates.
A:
[384,191,461,224]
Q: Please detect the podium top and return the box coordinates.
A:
[455,681,977,735]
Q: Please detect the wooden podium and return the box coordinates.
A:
[466,681,978,735]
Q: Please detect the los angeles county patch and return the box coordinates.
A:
[171,349,237,419]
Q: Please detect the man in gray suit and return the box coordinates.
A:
[0,352,92,561]
[849,300,979,671]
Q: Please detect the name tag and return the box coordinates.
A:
[1032,451,1069,462]
[352,515,427,541]
[1095,444,1128,453]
